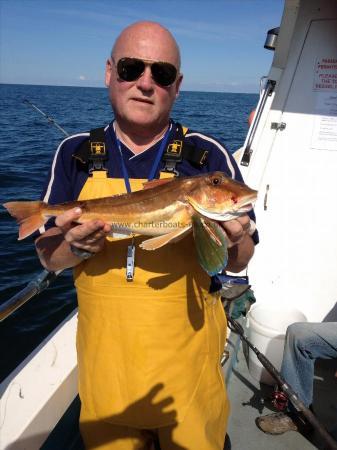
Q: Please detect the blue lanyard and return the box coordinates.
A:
[115,124,172,194]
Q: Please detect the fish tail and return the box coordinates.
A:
[3,201,46,240]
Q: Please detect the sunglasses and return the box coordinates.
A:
[114,57,178,87]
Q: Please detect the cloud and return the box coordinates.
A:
[79,75,86,81]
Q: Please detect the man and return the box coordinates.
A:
[256,322,337,435]
[36,21,257,450]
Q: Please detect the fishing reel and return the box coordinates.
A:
[271,388,288,411]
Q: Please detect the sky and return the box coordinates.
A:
[0,0,284,93]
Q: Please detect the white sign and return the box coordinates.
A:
[311,93,337,151]
[313,57,337,91]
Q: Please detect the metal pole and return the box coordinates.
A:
[227,314,337,450]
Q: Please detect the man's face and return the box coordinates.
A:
[105,27,183,132]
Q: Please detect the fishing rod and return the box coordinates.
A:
[227,314,337,450]
[23,99,69,137]
[0,270,61,322]
[1,101,69,322]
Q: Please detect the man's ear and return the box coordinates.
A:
[175,73,183,98]
[105,59,112,87]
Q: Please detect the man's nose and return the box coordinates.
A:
[136,66,155,91]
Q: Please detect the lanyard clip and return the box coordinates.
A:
[162,160,180,176]
[126,245,135,281]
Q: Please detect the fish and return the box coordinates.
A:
[3,172,257,276]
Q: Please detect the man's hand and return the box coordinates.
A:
[220,214,252,248]
[55,207,112,255]
[220,214,255,272]
[35,207,112,271]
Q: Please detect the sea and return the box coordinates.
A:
[0,83,258,381]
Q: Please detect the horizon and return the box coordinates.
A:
[0,81,260,96]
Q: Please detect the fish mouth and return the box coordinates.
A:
[187,193,257,221]
[236,201,255,214]
[223,194,257,218]
[236,191,257,209]
[233,194,257,213]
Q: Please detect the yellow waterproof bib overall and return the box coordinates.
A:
[75,171,229,449]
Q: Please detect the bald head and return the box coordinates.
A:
[111,21,181,70]
[105,21,183,140]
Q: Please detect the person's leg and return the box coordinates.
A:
[79,405,154,450]
[281,322,337,408]
[158,299,230,450]
[256,322,337,435]
[157,377,229,450]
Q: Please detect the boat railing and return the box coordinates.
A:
[240,78,276,167]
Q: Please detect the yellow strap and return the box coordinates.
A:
[91,171,108,179]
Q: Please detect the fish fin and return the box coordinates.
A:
[3,201,46,240]
[198,219,223,246]
[140,226,192,250]
[142,178,175,190]
[192,215,228,276]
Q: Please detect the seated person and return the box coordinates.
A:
[256,321,337,434]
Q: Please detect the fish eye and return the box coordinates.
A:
[211,176,221,186]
